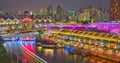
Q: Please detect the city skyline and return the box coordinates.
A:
[0,0,110,12]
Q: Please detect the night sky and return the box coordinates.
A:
[0,0,110,12]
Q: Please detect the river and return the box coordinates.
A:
[3,41,115,63]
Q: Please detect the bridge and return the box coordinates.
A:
[1,34,36,41]
[2,33,48,63]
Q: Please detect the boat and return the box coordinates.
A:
[41,44,58,48]
[68,49,90,57]
[36,42,58,48]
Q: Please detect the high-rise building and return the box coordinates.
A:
[110,0,120,21]
[0,10,3,15]
[24,10,30,15]
[55,5,64,21]
[47,5,54,16]
[39,8,47,15]
[56,5,64,15]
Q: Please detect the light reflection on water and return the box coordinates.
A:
[37,46,88,63]
[3,41,117,63]
[4,41,36,63]
[36,46,117,63]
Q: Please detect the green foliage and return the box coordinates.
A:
[38,30,44,34]
[0,43,13,63]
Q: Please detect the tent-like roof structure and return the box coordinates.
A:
[51,30,120,43]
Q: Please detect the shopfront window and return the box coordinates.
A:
[103,40,109,48]
[63,35,67,40]
[80,37,84,43]
[91,39,96,45]
[116,43,120,49]
[70,35,74,41]
[106,49,113,55]
[86,38,90,44]
[108,42,116,49]
[97,39,103,47]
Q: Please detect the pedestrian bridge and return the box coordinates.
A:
[1,34,36,41]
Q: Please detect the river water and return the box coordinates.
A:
[3,41,115,63]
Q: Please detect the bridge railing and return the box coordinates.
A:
[1,34,36,41]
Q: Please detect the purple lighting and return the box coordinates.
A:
[39,22,120,35]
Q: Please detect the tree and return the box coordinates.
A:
[38,30,44,34]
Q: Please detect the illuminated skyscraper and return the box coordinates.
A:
[110,0,120,21]
[24,10,30,15]
[57,5,64,15]
[56,5,64,21]
[0,10,3,15]
[47,5,54,16]
[39,8,47,15]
